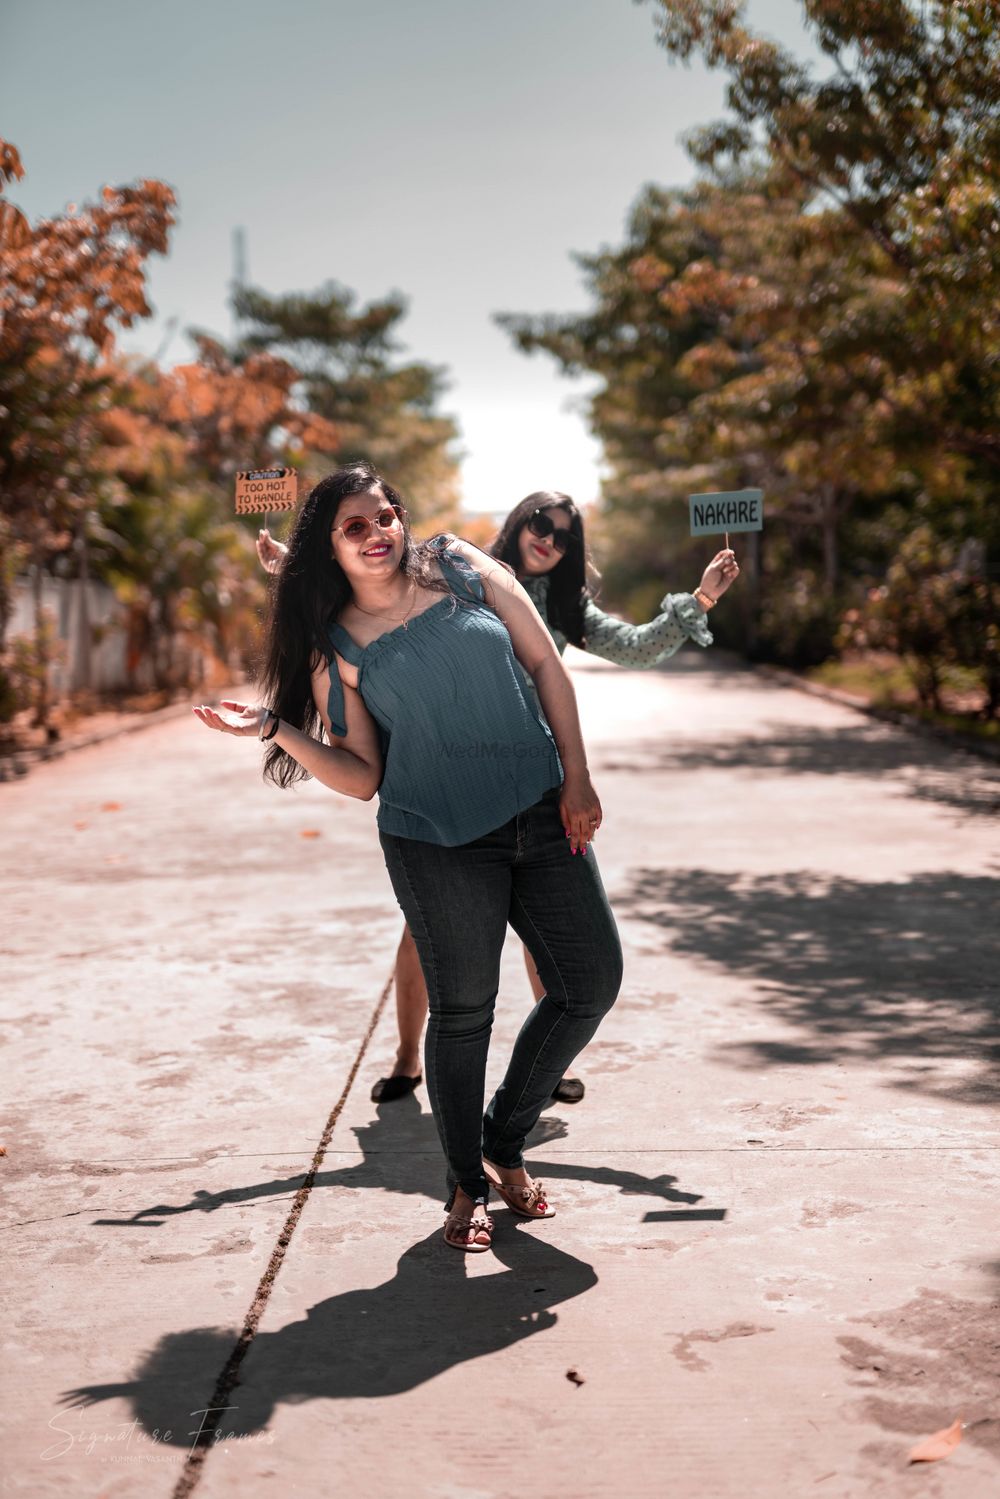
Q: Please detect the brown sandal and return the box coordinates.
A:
[443,1201,494,1253]
[483,1160,556,1219]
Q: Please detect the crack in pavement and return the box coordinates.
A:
[169,966,393,1499]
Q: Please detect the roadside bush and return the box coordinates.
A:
[840,527,998,718]
[753,573,839,670]
[0,615,63,726]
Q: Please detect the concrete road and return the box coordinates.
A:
[2,649,998,1499]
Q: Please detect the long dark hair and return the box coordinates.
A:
[258,461,458,787]
[491,490,594,648]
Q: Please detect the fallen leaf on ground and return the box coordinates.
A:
[566,1368,585,1387]
[908,1418,963,1463]
[74,821,89,831]
[100,802,121,812]
[299,829,321,839]
[0,1145,7,1156]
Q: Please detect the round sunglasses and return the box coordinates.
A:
[526,508,575,555]
[333,506,403,543]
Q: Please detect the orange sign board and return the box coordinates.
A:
[235,467,298,514]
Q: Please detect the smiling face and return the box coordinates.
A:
[330,486,405,583]
[516,505,573,577]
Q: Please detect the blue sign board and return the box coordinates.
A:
[689,489,764,536]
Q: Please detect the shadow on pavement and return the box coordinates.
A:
[93,1100,712,1227]
[68,1099,724,1440]
[59,1226,598,1440]
[838,1287,1000,1464]
[602,721,1000,820]
[615,867,1000,1105]
[93,1101,452,1228]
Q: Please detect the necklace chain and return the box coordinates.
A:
[352,577,419,629]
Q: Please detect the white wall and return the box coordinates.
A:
[9,575,132,694]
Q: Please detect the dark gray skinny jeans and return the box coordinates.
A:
[379,784,623,1206]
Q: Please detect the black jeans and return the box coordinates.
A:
[379,785,623,1205]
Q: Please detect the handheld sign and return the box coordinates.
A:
[689,489,763,537]
[235,467,298,516]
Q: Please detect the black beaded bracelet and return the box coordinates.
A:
[260,710,280,742]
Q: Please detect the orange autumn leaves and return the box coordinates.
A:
[0,137,339,519]
[499,1,1000,711]
[0,139,175,359]
[0,136,179,578]
[0,141,30,255]
[908,1417,963,1464]
[0,137,350,713]
[161,335,340,479]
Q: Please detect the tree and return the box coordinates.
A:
[0,139,176,717]
[0,142,176,579]
[87,340,342,694]
[499,2,999,692]
[641,0,1000,468]
[87,367,252,692]
[232,282,461,526]
[159,333,340,485]
[0,140,464,727]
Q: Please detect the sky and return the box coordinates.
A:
[2,0,819,514]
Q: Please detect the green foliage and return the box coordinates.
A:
[840,525,1000,715]
[96,481,261,693]
[1,141,461,726]
[0,141,176,628]
[499,0,1000,713]
[753,569,841,670]
[231,282,461,524]
[0,612,62,726]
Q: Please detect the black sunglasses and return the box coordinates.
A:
[526,509,575,555]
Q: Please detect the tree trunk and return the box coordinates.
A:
[821,484,839,595]
[742,527,761,656]
[0,550,11,656]
[31,560,49,730]
[75,512,92,694]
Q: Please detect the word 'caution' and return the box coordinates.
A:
[689,489,763,536]
[235,467,298,514]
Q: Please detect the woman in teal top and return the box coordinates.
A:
[257,488,739,1106]
[322,531,562,844]
[197,462,624,1253]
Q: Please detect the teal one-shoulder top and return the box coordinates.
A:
[325,535,562,846]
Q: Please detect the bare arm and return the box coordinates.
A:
[446,538,600,852]
[192,660,383,801]
[297,657,383,799]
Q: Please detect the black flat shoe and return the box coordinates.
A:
[551,1076,585,1104]
[371,1073,422,1104]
